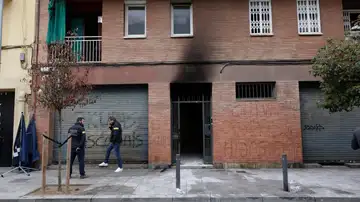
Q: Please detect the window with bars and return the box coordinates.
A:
[296,0,321,34]
[249,0,273,35]
[343,11,360,32]
[236,82,276,99]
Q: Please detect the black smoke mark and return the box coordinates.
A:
[173,25,213,82]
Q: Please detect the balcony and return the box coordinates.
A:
[343,0,360,35]
[47,0,102,63]
[65,36,102,63]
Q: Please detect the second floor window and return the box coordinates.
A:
[171,3,193,37]
[125,4,146,37]
[296,0,321,34]
[343,11,360,32]
[249,0,273,35]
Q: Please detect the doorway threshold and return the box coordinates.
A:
[177,155,213,169]
[180,164,213,169]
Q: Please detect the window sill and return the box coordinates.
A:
[298,32,323,36]
[250,33,274,37]
[171,34,193,38]
[124,35,147,39]
[236,98,277,102]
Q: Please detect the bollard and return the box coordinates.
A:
[281,154,289,192]
[176,154,180,189]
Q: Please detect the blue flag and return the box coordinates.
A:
[12,117,22,166]
[19,113,29,165]
[27,115,40,163]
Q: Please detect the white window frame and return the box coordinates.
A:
[343,10,360,32]
[248,0,273,36]
[296,0,322,35]
[124,4,147,38]
[171,3,193,37]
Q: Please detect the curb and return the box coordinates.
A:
[0,195,358,202]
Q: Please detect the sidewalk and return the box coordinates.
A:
[0,166,359,201]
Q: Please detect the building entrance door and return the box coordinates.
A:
[0,92,15,167]
[170,83,212,165]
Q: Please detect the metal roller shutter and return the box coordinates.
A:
[54,85,148,163]
[300,85,360,163]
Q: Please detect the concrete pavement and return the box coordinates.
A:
[0,166,360,201]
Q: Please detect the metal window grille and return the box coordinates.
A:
[343,11,351,32]
[236,82,276,99]
[296,0,321,34]
[249,0,272,35]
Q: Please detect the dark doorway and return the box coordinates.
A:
[180,103,203,156]
[171,83,213,165]
[0,92,15,167]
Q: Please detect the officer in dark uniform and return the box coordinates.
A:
[98,116,123,172]
[68,117,87,178]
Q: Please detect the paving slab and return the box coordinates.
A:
[0,166,359,201]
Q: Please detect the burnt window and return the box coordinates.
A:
[236,82,276,99]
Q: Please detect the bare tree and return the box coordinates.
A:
[25,40,94,192]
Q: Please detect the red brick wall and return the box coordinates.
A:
[36,0,342,165]
[148,83,171,165]
[101,0,344,63]
[38,0,49,63]
[38,0,344,63]
[212,81,302,164]
[35,107,53,165]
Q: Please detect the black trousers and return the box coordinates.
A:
[70,147,85,176]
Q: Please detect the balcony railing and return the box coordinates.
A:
[66,36,102,63]
[49,36,102,63]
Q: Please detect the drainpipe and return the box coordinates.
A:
[0,0,4,64]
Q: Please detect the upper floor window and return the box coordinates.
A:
[343,11,360,32]
[296,0,321,35]
[125,0,146,38]
[171,1,193,37]
[249,0,273,35]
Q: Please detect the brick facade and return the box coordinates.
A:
[212,81,302,165]
[35,0,345,165]
[148,83,171,165]
[101,0,344,63]
[35,107,53,165]
[38,0,344,64]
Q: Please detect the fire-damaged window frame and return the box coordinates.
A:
[248,0,273,36]
[124,0,147,38]
[171,0,193,38]
[296,0,322,35]
[235,82,277,100]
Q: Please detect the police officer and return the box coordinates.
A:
[68,117,87,179]
[98,116,123,173]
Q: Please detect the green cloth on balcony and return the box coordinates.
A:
[46,0,66,44]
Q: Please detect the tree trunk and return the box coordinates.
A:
[57,110,62,192]
[41,135,47,194]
